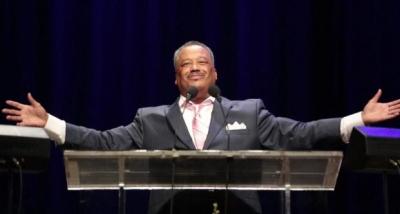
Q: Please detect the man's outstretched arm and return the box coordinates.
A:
[2,89,400,144]
[2,93,65,143]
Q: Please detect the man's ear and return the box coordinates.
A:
[214,68,218,81]
[174,71,178,85]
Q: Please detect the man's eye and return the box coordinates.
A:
[198,61,208,65]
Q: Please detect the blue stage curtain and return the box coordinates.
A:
[1,0,399,213]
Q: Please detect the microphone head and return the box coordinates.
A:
[208,85,222,102]
[186,86,198,101]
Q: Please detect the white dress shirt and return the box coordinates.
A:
[179,95,215,148]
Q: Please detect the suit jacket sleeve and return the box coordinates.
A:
[255,99,341,150]
[65,109,145,150]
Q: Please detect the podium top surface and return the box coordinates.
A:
[357,126,400,139]
[0,124,51,172]
[64,149,343,158]
[0,124,49,139]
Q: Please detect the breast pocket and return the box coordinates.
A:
[228,129,249,135]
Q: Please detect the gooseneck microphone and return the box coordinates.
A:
[170,86,198,214]
[177,86,199,149]
[208,85,231,150]
[171,86,198,150]
[208,85,232,214]
[186,86,199,101]
[208,84,222,102]
[182,86,198,116]
[178,86,199,146]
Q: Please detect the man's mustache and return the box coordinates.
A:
[186,70,205,78]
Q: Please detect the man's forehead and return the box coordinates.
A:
[178,45,210,59]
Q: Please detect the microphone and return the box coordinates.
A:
[172,86,199,150]
[182,86,198,114]
[208,85,232,150]
[208,84,221,102]
[181,86,198,120]
[169,85,199,207]
[209,85,232,212]
[186,86,198,101]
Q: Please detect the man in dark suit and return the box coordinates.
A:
[3,41,400,213]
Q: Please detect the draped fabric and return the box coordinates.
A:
[1,0,399,213]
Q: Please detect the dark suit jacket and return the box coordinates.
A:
[65,97,341,213]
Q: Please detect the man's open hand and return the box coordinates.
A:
[362,89,400,124]
[2,93,48,127]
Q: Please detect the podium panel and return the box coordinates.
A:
[64,150,342,191]
[0,125,50,172]
[345,126,400,171]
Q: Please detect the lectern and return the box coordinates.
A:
[344,126,400,214]
[64,150,342,214]
[345,126,400,171]
[0,125,51,214]
[0,125,50,172]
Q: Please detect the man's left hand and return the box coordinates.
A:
[362,89,400,124]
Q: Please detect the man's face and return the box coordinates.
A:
[175,45,217,100]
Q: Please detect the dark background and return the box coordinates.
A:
[1,0,400,213]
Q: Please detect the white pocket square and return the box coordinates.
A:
[226,121,247,131]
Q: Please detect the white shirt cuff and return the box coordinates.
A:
[340,112,364,143]
[44,114,66,145]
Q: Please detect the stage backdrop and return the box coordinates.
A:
[1,0,399,213]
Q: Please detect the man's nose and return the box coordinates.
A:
[190,63,199,70]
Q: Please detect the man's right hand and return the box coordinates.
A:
[2,93,48,127]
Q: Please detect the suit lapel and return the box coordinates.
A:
[203,99,232,149]
[166,99,196,149]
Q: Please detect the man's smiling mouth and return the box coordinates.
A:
[187,73,205,80]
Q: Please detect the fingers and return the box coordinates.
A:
[388,99,400,107]
[5,100,24,109]
[5,115,22,122]
[389,104,400,111]
[15,121,37,127]
[370,89,382,103]
[389,104,400,115]
[17,122,27,126]
[2,108,21,116]
[388,99,400,112]
[27,92,41,107]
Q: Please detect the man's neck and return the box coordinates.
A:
[191,95,209,104]
[180,90,209,104]
[179,93,210,104]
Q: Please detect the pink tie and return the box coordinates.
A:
[190,101,212,149]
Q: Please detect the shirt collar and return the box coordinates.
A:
[179,95,216,109]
